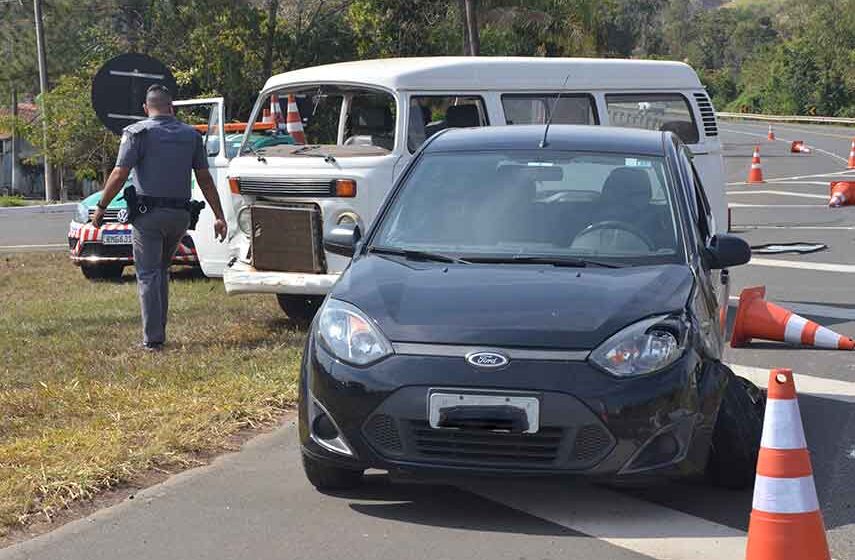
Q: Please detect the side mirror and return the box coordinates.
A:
[705,234,751,269]
[323,222,361,257]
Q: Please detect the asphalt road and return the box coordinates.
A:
[2,121,855,560]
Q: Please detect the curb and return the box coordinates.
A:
[0,202,77,215]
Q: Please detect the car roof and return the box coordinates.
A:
[263,56,702,92]
[422,125,668,156]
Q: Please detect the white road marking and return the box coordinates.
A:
[465,480,747,560]
[720,126,849,163]
[729,203,825,208]
[728,296,855,321]
[728,172,855,186]
[749,257,855,273]
[728,190,828,200]
[740,225,855,231]
[0,243,67,249]
[730,364,855,404]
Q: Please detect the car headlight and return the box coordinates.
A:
[590,315,686,377]
[237,206,252,236]
[75,203,90,223]
[317,298,393,366]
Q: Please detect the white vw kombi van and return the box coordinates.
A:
[220,57,726,321]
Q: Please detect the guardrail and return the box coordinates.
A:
[716,111,855,125]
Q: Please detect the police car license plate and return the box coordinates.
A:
[102,232,132,245]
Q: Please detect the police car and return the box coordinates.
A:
[68,181,198,280]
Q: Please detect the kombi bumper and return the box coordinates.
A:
[223,259,340,295]
[299,336,729,480]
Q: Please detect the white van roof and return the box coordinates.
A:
[264,56,703,92]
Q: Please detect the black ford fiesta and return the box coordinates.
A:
[299,125,764,491]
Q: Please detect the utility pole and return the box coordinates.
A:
[463,0,479,56]
[10,88,18,195]
[33,0,57,201]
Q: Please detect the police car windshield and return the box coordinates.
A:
[371,150,686,266]
[240,85,397,157]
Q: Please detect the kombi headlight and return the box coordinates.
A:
[75,203,90,224]
[590,315,685,377]
[237,206,252,236]
[317,299,393,366]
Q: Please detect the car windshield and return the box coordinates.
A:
[371,150,684,266]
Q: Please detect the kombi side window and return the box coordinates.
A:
[502,94,597,125]
[408,96,488,152]
[606,93,699,144]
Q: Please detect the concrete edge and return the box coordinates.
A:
[0,203,77,216]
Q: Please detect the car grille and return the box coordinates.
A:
[88,208,122,223]
[79,242,133,259]
[572,424,613,462]
[408,420,564,466]
[364,414,403,454]
[238,177,336,197]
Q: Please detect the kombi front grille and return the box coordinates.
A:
[238,177,336,197]
[249,203,325,273]
[693,92,718,137]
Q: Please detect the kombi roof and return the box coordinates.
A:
[264,57,703,93]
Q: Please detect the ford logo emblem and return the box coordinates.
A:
[466,351,509,369]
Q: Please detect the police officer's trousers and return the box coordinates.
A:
[131,208,190,345]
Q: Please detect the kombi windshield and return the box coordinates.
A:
[240,85,397,158]
[372,151,684,265]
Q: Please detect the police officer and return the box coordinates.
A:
[92,84,227,351]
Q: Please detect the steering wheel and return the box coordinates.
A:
[571,220,655,251]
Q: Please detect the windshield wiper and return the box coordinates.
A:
[369,246,471,264]
[465,255,625,268]
[291,145,336,164]
[242,143,267,163]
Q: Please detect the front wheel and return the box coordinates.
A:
[302,453,364,491]
[707,375,765,489]
[80,263,124,281]
[276,294,323,325]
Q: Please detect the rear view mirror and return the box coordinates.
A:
[324,222,361,257]
[705,234,751,269]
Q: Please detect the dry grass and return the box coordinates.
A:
[0,253,305,534]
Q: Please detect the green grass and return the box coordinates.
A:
[0,253,305,534]
[0,196,26,208]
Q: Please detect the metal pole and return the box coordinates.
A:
[33,0,56,201]
[463,0,479,56]
[10,88,18,194]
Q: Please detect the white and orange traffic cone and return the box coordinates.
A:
[731,286,855,350]
[745,368,830,560]
[790,140,811,154]
[261,107,273,124]
[747,146,765,184]
[828,181,855,207]
[847,138,855,169]
[286,94,306,145]
[270,94,286,132]
[767,124,776,141]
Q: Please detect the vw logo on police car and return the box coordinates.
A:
[116,208,130,224]
[466,351,510,369]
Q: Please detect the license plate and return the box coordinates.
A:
[102,232,131,245]
[429,392,540,434]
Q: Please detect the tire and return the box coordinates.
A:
[302,453,363,491]
[707,375,766,489]
[276,294,323,325]
[81,263,124,281]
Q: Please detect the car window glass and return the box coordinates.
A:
[408,95,487,152]
[502,94,597,126]
[678,148,711,243]
[175,103,220,157]
[606,93,699,144]
[373,150,684,265]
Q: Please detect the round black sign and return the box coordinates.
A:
[91,53,178,135]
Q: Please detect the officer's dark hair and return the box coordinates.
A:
[145,84,173,111]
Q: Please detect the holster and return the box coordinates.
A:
[120,185,140,223]
[186,200,206,231]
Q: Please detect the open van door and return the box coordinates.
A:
[173,97,240,277]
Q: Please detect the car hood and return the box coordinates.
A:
[331,255,694,350]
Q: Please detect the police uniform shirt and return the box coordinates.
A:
[116,115,209,200]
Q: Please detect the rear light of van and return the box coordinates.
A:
[335,179,357,198]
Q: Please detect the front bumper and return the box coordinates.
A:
[223,259,340,295]
[68,221,198,265]
[299,336,728,480]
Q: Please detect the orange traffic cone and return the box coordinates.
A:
[847,138,855,169]
[790,140,811,154]
[270,94,286,132]
[286,94,306,145]
[731,286,855,350]
[745,368,830,560]
[829,181,855,207]
[261,108,273,124]
[747,146,765,183]
[767,124,776,141]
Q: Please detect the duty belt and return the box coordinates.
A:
[138,196,190,210]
